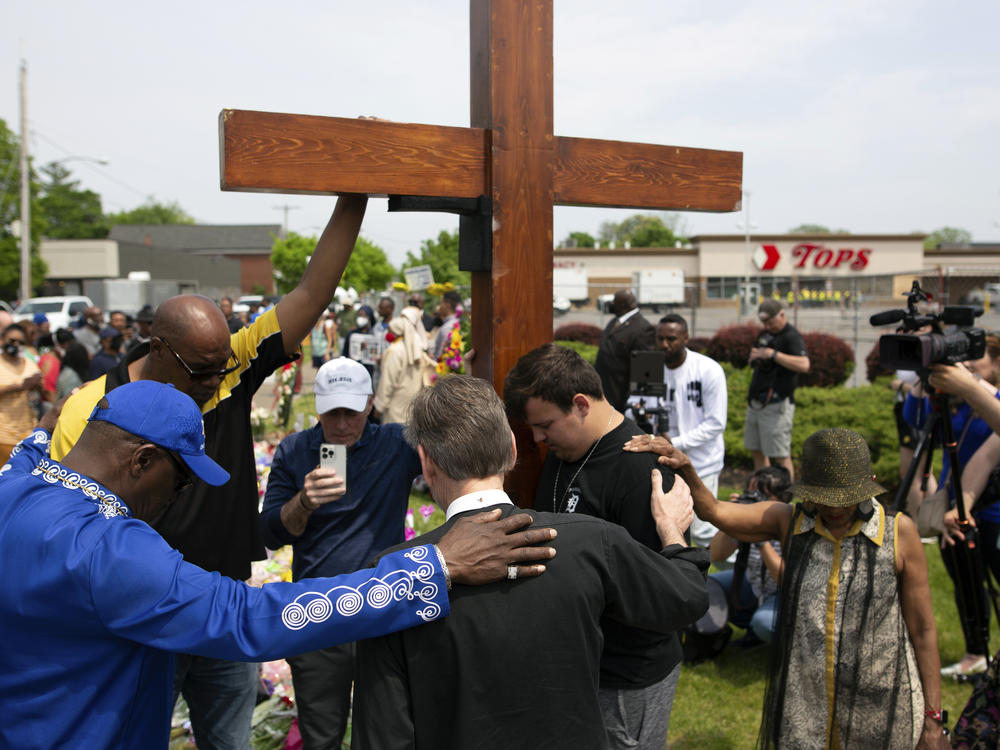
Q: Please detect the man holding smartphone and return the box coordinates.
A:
[260,356,422,749]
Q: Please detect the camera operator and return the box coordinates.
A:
[708,466,791,647]
[915,334,1000,678]
[892,325,939,517]
[744,300,810,481]
[927,356,1000,436]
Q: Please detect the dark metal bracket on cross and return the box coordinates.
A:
[218,0,742,501]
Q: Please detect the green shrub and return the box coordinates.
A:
[722,362,901,492]
[707,323,759,367]
[799,331,855,388]
[722,363,754,468]
[553,322,603,346]
[555,339,598,365]
[687,336,711,354]
[793,383,899,491]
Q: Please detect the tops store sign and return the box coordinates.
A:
[752,243,871,272]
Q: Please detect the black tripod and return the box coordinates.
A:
[631,395,670,436]
[896,388,999,671]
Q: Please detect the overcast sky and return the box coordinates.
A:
[4,0,998,266]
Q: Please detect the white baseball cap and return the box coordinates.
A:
[314,357,373,414]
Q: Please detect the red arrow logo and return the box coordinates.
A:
[752,244,780,271]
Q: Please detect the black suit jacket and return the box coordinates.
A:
[595,311,657,411]
[353,503,708,750]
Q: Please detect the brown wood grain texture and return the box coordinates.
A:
[470,0,553,508]
[467,0,495,384]
[555,136,743,211]
[220,111,741,212]
[219,110,488,197]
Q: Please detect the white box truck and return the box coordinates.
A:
[632,269,684,309]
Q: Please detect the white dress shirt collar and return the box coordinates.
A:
[617,307,640,325]
[445,488,513,520]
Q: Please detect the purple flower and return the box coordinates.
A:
[404,527,416,541]
[419,504,435,519]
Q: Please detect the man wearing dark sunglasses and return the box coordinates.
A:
[48,195,380,750]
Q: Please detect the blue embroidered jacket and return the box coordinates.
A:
[0,430,448,749]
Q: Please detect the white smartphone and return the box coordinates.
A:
[319,443,347,488]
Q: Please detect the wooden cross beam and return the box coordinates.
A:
[219,0,741,501]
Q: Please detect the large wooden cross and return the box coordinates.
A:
[219,0,741,501]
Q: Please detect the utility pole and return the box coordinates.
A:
[19,60,30,303]
[737,189,755,319]
[273,203,298,238]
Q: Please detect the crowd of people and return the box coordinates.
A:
[0,194,993,750]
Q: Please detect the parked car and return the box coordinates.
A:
[961,283,1000,306]
[13,295,94,331]
[232,294,264,315]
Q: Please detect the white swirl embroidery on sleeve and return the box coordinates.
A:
[281,545,442,630]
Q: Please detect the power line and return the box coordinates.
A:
[29,127,148,198]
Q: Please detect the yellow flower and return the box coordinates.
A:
[427,282,456,296]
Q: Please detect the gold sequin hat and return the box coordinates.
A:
[792,428,886,507]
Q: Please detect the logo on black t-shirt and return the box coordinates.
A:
[565,487,581,513]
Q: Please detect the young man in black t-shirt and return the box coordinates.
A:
[354,376,708,750]
[504,343,699,750]
[745,299,810,480]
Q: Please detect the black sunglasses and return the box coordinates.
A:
[157,337,240,380]
[159,447,194,492]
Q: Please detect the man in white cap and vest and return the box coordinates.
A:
[260,357,423,749]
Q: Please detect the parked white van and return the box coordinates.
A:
[13,296,94,331]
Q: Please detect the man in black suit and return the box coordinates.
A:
[595,289,656,411]
[353,376,708,750]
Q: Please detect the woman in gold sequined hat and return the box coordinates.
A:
[625,427,950,749]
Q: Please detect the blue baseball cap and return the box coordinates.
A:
[88,381,230,486]
[32,313,48,325]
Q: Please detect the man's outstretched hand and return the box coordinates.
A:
[437,509,557,586]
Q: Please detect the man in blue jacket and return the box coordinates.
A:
[0,381,555,749]
[260,357,422,748]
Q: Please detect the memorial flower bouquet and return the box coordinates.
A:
[275,361,298,428]
[435,323,465,378]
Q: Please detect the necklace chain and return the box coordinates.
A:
[552,413,614,513]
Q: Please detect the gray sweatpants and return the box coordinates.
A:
[599,662,681,750]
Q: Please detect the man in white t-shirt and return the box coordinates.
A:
[627,314,727,547]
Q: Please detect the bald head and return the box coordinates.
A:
[153,295,230,343]
[144,295,235,406]
[611,290,637,317]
